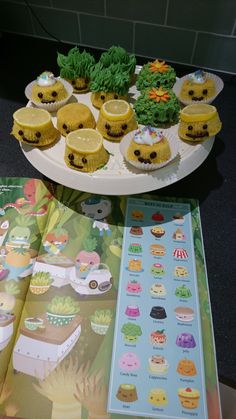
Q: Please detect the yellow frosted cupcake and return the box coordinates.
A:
[96,100,137,141]
[178,104,222,142]
[31,71,68,104]
[11,107,59,147]
[126,126,171,169]
[65,129,109,172]
[57,103,96,135]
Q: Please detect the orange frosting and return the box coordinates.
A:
[148,87,170,103]
[149,60,170,73]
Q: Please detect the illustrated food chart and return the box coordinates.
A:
[108,198,208,419]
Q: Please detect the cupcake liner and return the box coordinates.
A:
[25,77,73,112]
[173,71,224,105]
[120,128,179,172]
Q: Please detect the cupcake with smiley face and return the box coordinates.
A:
[26,71,73,112]
[123,126,178,171]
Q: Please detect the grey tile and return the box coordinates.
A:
[168,0,236,35]
[52,0,104,15]
[135,23,195,63]
[80,14,133,51]
[193,33,236,73]
[106,0,167,25]
[0,1,34,34]
[31,6,80,43]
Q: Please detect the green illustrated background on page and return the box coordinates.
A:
[108,198,208,418]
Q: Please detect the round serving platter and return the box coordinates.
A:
[21,69,215,195]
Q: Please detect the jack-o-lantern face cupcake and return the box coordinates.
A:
[178,104,222,142]
[97,100,137,141]
[65,129,109,172]
[11,107,59,147]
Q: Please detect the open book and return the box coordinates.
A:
[0,178,221,419]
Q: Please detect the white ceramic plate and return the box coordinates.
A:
[21,67,215,195]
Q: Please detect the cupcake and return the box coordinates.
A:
[64,128,109,172]
[134,87,180,127]
[136,59,176,91]
[99,45,136,79]
[178,387,200,409]
[123,126,176,171]
[178,103,222,142]
[148,355,169,375]
[173,69,224,105]
[90,63,130,109]
[97,99,137,141]
[26,71,72,112]
[57,103,96,136]
[57,47,95,93]
[11,107,59,147]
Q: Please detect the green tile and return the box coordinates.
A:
[12,0,51,4]
[107,0,167,25]
[193,33,236,73]
[52,0,104,15]
[80,15,133,51]
[31,6,80,43]
[135,23,195,63]
[168,0,236,35]
[0,1,33,34]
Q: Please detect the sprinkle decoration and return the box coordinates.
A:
[189,69,207,84]
[148,87,170,103]
[149,60,170,73]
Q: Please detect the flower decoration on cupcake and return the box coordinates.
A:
[148,87,170,103]
[149,60,170,73]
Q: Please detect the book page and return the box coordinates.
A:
[0,187,221,419]
[0,178,53,397]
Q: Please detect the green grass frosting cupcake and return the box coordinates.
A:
[134,87,180,126]
[136,59,176,91]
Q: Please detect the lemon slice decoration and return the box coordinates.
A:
[13,107,51,128]
[101,99,132,121]
[66,129,103,154]
[180,104,217,122]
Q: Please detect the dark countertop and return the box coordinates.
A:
[0,32,236,386]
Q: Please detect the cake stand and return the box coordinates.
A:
[21,69,215,195]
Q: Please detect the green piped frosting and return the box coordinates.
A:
[99,46,136,75]
[136,61,176,91]
[90,63,130,95]
[134,88,180,126]
[57,47,95,80]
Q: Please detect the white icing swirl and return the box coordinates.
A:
[188,70,207,84]
[134,126,163,145]
[37,71,56,86]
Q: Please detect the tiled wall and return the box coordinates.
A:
[1,0,236,73]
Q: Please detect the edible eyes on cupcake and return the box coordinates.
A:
[37,91,58,99]
[104,123,128,137]
[187,124,208,131]
[133,150,157,163]
[17,129,41,144]
[188,89,208,98]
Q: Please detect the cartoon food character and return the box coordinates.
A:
[150,225,165,237]
[90,309,112,335]
[126,280,142,294]
[175,284,192,299]
[174,266,189,278]
[119,352,141,372]
[148,355,169,375]
[31,71,68,104]
[173,248,188,259]
[172,212,185,225]
[128,243,142,254]
[177,358,197,376]
[173,228,186,241]
[90,63,130,109]
[46,296,80,326]
[125,304,140,317]
[57,47,95,93]
[150,283,167,297]
[178,387,200,409]
[180,70,216,102]
[76,238,100,279]
[43,227,69,256]
[116,384,138,402]
[178,104,222,142]
[128,259,142,272]
[96,99,137,141]
[129,226,143,236]
[131,210,144,220]
[150,306,167,319]
[151,212,164,222]
[148,388,168,407]
[150,329,167,347]
[121,322,142,343]
[176,332,196,349]
[0,282,20,314]
[151,263,165,277]
[30,271,53,295]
